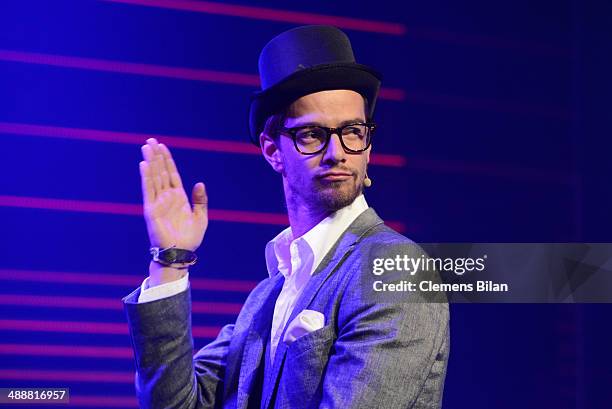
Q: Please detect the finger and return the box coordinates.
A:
[147,138,170,191]
[155,143,170,190]
[139,161,156,203]
[147,138,169,190]
[191,182,208,224]
[141,144,162,196]
[151,143,169,190]
[159,143,184,189]
[159,163,170,190]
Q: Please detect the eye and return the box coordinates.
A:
[296,128,326,141]
[343,125,366,137]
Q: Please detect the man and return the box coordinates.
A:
[123,25,449,409]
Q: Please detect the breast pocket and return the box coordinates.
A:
[280,324,336,406]
[285,323,336,357]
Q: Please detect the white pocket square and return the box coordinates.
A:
[283,309,325,345]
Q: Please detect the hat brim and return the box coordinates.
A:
[248,62,382,146]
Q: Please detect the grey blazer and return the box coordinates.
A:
[123,208,450,409]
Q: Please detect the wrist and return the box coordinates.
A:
[148,260,188,288]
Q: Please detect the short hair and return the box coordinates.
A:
[262,110,289,142]
[262,94,370,141]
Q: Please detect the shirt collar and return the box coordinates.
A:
[265,194,369,278]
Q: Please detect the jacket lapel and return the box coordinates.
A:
[261,208,384,409]
[235,273,284,409]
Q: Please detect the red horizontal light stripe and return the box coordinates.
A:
[0,343,228,360]
[0,194,281,223]
[99,0,407,35]
[0,319,220,338]
[0,369,133,384]
[0,195,408,232]
[370,154,406,167]
[0,195,142,215]
[378,88,406,101]
[385,221,406,232]
[0,49,404,100]
[0,269,258,292]
[0,121,406,167]
[0,294,243,315]
[210,208,287,225]
[0,49,258,85]
[0,319,127,335]
[0,343,133,359]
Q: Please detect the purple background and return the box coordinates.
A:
[1,0,611,407]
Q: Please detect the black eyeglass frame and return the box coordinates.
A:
[279,122,377,155]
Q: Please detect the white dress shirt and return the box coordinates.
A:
[137,194,369,362]
[137,272,190,303]
[265,194,368,361]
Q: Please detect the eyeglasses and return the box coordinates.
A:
[279,122,376,155]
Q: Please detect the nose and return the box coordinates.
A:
[322,131,346,163]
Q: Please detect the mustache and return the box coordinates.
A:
[316,167,355,175]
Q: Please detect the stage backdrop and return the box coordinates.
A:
[1,1,610,408]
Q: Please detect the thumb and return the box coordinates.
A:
[191,182,208,223]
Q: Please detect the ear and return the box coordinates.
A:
[260,132,284,174]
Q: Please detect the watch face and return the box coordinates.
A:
[161,248,196,264]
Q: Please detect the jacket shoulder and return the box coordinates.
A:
[358,222,426,256]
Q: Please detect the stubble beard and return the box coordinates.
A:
[310,175,362,213]
[284,167,363,216]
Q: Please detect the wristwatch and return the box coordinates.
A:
[150,245,197,268]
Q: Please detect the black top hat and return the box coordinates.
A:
[248,25,382,146]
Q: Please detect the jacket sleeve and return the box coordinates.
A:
[319,242,450,409]
[123,285,233,409]
[137,273,190,303]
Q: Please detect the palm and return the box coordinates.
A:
[145,188,204,250]
[140,139,208,252]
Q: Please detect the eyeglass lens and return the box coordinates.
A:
[295,125,369,153]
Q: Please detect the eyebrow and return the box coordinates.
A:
[289,118,366,128]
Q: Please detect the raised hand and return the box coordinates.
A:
[140,138,208,253]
